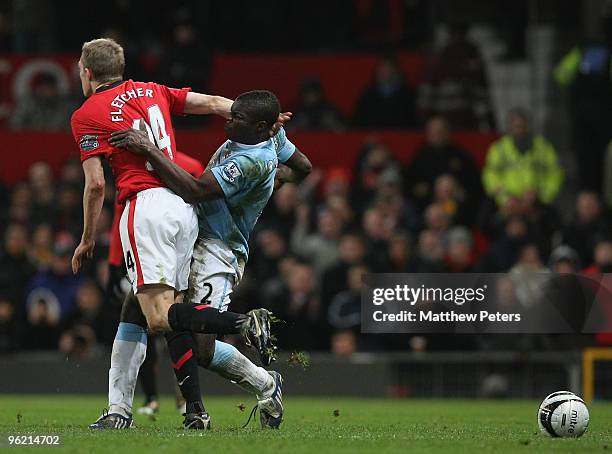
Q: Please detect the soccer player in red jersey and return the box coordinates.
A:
[71,39,277,430]
[105,152,205,417]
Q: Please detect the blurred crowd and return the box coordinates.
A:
[2,108,612,356]
[6,39,495,135]
[3,0,612,357]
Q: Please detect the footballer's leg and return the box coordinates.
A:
[184,237,278,364]
[90,290,145,429]
[136,333,159,416]
[164,330,210,429]
[97,189,201,429]
[134,286,210,429]
[194,334,283,428]
[188,242,283,428]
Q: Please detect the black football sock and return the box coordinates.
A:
[168,304,247,334]
[165,331,204,414]
[138,333,158,404]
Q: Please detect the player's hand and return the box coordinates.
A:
[270,111,293,137]
[109,128,153,155]
[72,239,95,274]
[274,164,292,190]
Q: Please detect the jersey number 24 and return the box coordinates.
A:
[132,104,173,171]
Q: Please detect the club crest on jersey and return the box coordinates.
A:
[79,135,99,152]
[221,162,242,183]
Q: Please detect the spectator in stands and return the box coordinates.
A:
[327,264,367,348]
[549,245,580,274]
[58,324,97,358]
[25,232,82,322]
[362,206,396,270]
[55,185,83,237]
[353,57,418,129]
[478,216,529,272]
[251,229,288,283]
[0,223,35,304]
[432,174,471,227]
[259,184,299,240]
[561,191,611,266]
[9,74,74,130]
[509,243,549,309]
[554,7,612,193]
[373,167,419,233]
[157,11,210,128]
[0,295,20,353]
[351,141,400,213]
[59,280,114,347]
[330,330,357,356]
[99,28,147,82]
[22,293,60,350]
[291,207,343,279]
[325,193,355,228]
[444,226,475,272]
[30,223,53,270]
[59,158,84,187]
[5,182,30,225]
[423,202,452,236]
[27,162,56,227]
[265,262,322,350]
[320,233,366,328]
[414,229,445,272]
[482,108,563,210]
[583,236,612,274]
[418,21,494,130]
[406,116,482,217]
[289,78,345,131]
[386,232,415,272]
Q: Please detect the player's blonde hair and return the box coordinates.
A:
[80,38,125,82]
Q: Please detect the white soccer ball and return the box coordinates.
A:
[537,391,589,437]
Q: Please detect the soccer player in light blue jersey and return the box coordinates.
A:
[110,90,312,429]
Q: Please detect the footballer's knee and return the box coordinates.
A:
[146,313,169,333]
[137,285,175,333]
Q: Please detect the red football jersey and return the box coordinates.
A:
[71,79,190,203]
[107,151,205,266]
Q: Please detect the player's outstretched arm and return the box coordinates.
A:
[72,157,105,273]
[184,93,293,129]
[109,129,224,203]
[184,92,234,118]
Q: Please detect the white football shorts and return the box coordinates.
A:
[186,237,246,312]
[119,187,198,293]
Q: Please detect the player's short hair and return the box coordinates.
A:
[235,90,280,127]
[80,38,125,82]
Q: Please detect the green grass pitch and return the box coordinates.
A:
[0,395,610,453]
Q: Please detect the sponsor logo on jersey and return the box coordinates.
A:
[221,162,242,183]
[79,134,99,152]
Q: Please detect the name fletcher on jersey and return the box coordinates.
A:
[110,87,154,122]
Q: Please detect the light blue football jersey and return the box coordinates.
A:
[197,128,296,262]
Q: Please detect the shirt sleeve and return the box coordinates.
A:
[210,154,264,199]
[273,127,296,163]
[71,110,112,162]
[157,84,192,115]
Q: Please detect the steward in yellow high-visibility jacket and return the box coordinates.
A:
[482,109,563,207]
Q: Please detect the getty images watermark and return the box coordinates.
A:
[361,273,612,334]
